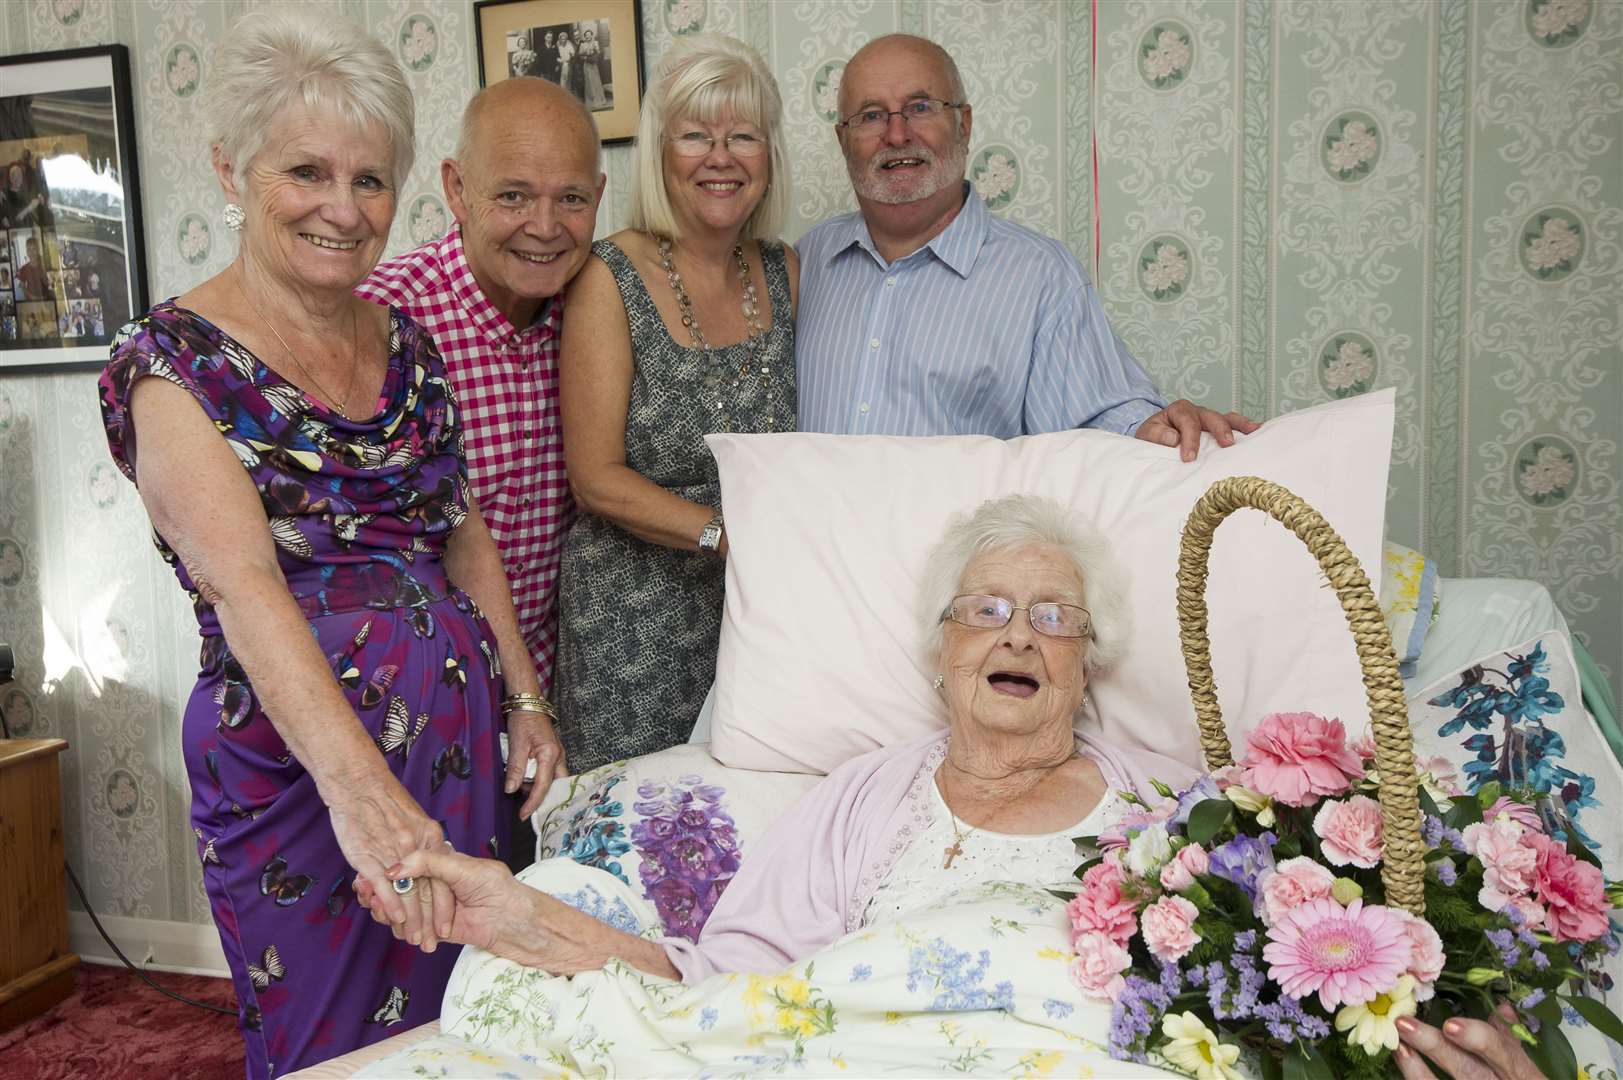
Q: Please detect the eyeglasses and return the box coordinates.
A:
[667,131,768,158]
[943,594,1092,640]
[836,98,964,134]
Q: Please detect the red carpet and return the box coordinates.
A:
[0,962,243,1079]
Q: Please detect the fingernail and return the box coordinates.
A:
[385,864,404,877]
[1443,1020,1462,1037]
[505,780,517,793]
[1395,1017,1416,1035]
[410,931,421,945]
[1394,1046,1410,1062]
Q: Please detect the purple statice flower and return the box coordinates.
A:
[1504,904,1526,927]
[1532,950,1551,971]
[1515,927,1541,950]
[1486,927,1521,968]
[1208,831,1277,904]
[1186,964,1208,988]
[1173,776,1222,827]
[1422,815,1446,846]
[1257,995,1331,1042]
[1433,859,1458,886]
[1234,930,1257,952]
[1519,990,1546,1010]
[1108,974,1173,1062]
[1158,961,1183,998]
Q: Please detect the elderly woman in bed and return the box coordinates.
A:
[362,492,1186,971]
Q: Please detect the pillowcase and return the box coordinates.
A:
[1380,540,1441,677]
[706,389,1396,774]
[530,744,821,941]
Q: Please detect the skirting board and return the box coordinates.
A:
[69,911,228,978]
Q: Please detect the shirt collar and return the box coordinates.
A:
[825,183,988,279]
[440,225,560,348]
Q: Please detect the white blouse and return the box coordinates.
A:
[861,773,1131,927]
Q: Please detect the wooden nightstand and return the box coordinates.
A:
[0,738,79,1030]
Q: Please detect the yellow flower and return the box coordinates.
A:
[1223,785,1276,827]
[1017,1049,1064,1076]
[1161,1012,1243,1080]
[1334,975,1418,1054]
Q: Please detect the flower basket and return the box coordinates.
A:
[1173,475,1424,914]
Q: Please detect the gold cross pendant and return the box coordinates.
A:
[942,841,963,869]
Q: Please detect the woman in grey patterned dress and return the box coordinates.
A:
[554,35,796,772]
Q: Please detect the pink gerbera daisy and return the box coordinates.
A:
[1262,898,1412,1010]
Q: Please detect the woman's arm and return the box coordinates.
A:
[443,494,565,812]
[559,253,726,553]
[128,375,453,947]
[362,847,681,981]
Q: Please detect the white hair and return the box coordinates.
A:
[209,10,416,189]
[627,34,789,242]
[918,494,1131,677]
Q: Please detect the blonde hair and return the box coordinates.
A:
[627,34,788,242]
[209,9,416,188]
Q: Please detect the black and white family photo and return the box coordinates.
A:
[505,19,614,111]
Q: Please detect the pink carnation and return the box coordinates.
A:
[1141,895,1202,963]
[1313,795,1385,868]
[1160,844,1209,892]
[1394,910,1445,1001]
[1067,860,1137,946]
[1526,832,1610,942]
[1069,930,1131,999]
[1240,712,1364,807]
[1263,898,1412,1010]
[1462,816,1540,914]
[1258,856,1337,926]
[1484,797,1543,833]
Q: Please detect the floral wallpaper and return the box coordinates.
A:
[0,0,1617,964]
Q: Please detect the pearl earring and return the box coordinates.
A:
[223,203,245,231]
[932,674,945,691]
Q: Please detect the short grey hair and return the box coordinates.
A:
[918,494,1131,677]
[453,78,601,173]
[209,10,416,189]
[627,34,789,242]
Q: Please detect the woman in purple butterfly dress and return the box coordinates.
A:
[95,12,564,1078]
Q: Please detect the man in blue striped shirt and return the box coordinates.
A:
[795,35,1255,460]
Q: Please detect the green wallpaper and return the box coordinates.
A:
[0,0,1617,942]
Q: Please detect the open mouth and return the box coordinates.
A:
[879,157,927,171]
[987,672,1040,698]
[513,250,561,265]
[302,234,359,251]
[699,180,743,193]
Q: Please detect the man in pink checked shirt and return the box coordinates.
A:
[359,78,605,709]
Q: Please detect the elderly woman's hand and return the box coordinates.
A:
[356,846,548,967]
[506,707,567,817]
[1394,1005,1544,1080]
[326,772,457,952]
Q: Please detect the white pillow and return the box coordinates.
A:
[706,389,1396,774]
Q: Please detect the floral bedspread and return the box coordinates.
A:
[355,859,1172,1078]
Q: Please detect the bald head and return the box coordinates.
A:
[840,34,966,118]
[454,76,599,172]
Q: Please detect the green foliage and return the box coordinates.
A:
[1561,994,1623,1047]
[1186,914,1236,966]
[1282,1042,1335,1080]
[1422,878,1481,934]
[1187,799,1233,846]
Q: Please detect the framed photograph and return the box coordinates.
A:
[474,0,646,145]
[0,45,147,371]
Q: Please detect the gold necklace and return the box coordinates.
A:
[235,267,358,418]
[656,236,765,376]
[942,807,976,869]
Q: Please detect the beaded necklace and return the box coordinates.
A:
[656,236,765,377]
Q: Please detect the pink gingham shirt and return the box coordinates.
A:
[357,226,573,688]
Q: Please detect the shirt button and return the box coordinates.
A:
[859,402,870,414]
[884,277,896,288]
[869,338,880,349]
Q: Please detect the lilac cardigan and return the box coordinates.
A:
[660,729,1198,983]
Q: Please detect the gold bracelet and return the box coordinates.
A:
[501,692,555,720]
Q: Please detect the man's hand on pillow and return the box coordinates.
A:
[1135,399,1261,463]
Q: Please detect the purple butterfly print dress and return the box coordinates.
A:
[98,302,512,1079]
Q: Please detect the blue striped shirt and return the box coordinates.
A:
[794,187,1164,437]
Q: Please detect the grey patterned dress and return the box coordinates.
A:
[553,238,796,771]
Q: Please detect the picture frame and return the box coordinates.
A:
[0,44,147,372]
[474,0,646,146]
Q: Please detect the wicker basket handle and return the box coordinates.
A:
[1174,476,1425,915]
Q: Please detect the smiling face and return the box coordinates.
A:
[221,103,396,295]
[444,79,604,326]
[837,37,970,209]
[939,543,1090,741]
[662,112,769,240]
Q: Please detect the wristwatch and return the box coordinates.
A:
[698,511,725,557]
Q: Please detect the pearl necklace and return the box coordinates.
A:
[656,236,765,376]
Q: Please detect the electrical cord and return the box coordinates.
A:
[1,679,237,1018]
